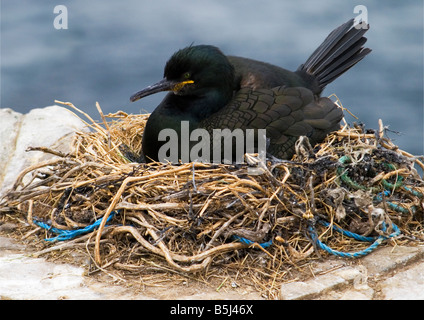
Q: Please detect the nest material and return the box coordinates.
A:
[1,100,424,297]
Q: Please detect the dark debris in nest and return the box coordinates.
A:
[1,101,423,298]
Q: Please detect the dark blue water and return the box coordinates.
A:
[1,0,423,156]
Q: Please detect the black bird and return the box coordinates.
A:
[130,18,371,163]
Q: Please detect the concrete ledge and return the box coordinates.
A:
[0,236,151,300]
[360,245,424,276]
[280,245,424,300]
[280,267,361,300]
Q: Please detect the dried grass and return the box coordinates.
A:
[1,100,423,298]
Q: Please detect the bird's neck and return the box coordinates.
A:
[142,90,231,162]
[168,88,232,122]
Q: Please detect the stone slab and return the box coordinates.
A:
[360,245,424,276]
[280,266,361,300]
[381,262,424,300]
[0,106,89,197]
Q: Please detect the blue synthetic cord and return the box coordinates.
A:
[309,219,400,258]
[33,211,117,242]
[232,235,273,248]
[338,156,423,214]
[326,155,422,258]
[33,209,274,248]
[374,190,418,214]
[319,220,375,242]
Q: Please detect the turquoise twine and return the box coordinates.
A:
[33,211,117,242]
[338,155,423,212]
[321,155,422,257]
[375,190,419,214]
[232,235,273,248]
[308,219,400,258]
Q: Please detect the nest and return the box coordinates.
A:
[1,100,424,298]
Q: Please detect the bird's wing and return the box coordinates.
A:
[199,86,343,159]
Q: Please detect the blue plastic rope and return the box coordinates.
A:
[338,156,423,214]
[33,211,117,242]
[324,155,422,258]
[308,219,400,258]
[232,235,273,248]
[374,190,419,214]
[319,220,375,242]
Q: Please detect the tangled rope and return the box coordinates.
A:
[308,218,400,258]
[308,155,422,258]
[338,155,423,212]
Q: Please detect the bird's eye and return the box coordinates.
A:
[183,72,191,79]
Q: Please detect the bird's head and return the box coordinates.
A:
[130,45,235,103]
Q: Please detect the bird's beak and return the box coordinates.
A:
[130,78,194,102]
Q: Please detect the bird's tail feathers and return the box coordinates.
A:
[297,18,371,92]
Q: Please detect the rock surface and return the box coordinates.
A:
[1,234,423,300]
[280,245,424,300]
[0,106,89,197]
[0,236,150,300]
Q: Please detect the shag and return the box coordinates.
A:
[130,18,371,163]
